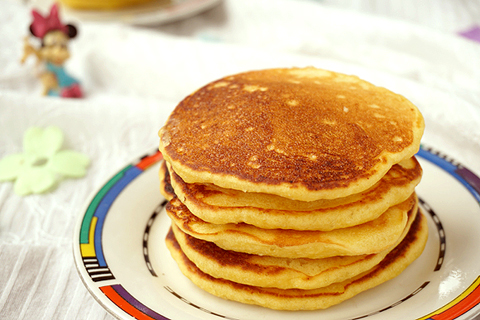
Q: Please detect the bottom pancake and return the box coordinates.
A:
[165,211,428,311]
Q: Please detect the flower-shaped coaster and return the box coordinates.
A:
[0,126,90,195]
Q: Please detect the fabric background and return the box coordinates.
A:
[1,0,480,319]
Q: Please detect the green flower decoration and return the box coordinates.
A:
[0,126,90,196]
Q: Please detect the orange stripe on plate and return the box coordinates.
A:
[433,284,480,320]
[136,152,163,170]
[418,277,480,320]
[100,286,156,320]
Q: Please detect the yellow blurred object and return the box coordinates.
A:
[58,0,158,10]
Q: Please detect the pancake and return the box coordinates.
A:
[159,160,175,200]
[163,157,422,230]
[159,67,425,201]
[166,194,417,259]
[165,210,428,310]
[170,202,416,290]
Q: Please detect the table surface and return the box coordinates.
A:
[1,0,480,319]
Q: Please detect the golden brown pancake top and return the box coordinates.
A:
[159,67,424,197]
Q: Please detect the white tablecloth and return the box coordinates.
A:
[1,0,480,319]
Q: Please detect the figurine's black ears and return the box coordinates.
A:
[29,24,36,37]
[66,24,77,39]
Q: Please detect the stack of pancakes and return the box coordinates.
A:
[158,67,427,311]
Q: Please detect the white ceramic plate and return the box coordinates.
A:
[31,0,221,26]
[73,145,480,320]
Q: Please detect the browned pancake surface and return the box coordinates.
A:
[159,67,424,200]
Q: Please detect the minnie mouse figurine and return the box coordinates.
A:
[21,3,83,98]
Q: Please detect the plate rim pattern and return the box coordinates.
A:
[74,146,480,320]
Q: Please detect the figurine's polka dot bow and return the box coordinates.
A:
[0,126,89,195]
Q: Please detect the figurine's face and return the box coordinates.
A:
[40,30,70,65]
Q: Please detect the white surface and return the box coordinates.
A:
[1,0,480,319]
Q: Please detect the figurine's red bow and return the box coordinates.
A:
[30,3,67,39]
